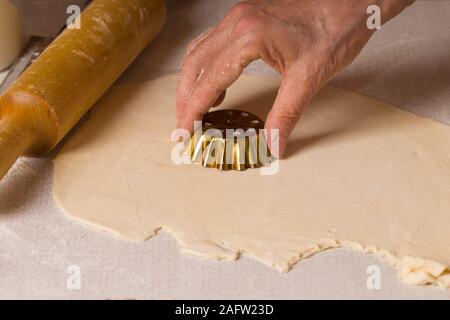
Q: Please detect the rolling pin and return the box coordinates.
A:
[0,0,166,180]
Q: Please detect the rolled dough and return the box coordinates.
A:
[53,74,450,288]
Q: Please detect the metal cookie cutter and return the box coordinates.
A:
[189,109,271,171]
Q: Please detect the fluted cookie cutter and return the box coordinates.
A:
[189,109,271,171]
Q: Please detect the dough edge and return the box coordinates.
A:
[52,73,450,290]
[54,195,450,289]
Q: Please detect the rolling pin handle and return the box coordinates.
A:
[0,0,167,183]
[0,117,33,180]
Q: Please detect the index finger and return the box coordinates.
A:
[177,41,261,132]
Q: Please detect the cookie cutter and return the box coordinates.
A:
[189,109,271,171]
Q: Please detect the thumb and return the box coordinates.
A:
[264,71,317,158]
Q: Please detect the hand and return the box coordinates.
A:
[175,0,413,157]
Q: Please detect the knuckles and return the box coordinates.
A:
[233,14,265,38]
[227,1,266,40]
[227,1,256,19]
[280,105,304,123]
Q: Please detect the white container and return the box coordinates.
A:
[0,0,25,71]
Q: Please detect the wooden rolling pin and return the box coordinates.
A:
[0,0,166,180]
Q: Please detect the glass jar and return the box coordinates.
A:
[0,0,26,71]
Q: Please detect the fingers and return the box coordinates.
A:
[176,1,259,129]
[175,28,227,122]
[186,27,216,55]
[264,69,318,158]
[177,41,261,131]
[213,90,227,107]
